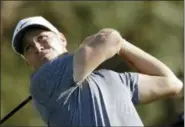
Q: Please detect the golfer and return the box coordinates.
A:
[12,16,183,126]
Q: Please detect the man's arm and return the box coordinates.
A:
[118,39,183,104]
[73,28,122,83]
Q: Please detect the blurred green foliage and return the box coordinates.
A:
[1,1,184,126]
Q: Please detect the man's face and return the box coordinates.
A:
[22,28,67,70]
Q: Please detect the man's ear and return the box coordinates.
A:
[59,33,67,47]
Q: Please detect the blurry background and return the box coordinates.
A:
[1,1,184,126]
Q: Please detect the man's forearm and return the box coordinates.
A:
[118,39,178,79]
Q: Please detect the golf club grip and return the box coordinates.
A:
[0,95,32,125]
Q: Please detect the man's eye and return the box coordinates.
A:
[38,35,48,41]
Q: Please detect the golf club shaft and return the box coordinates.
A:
[0,95,32,125]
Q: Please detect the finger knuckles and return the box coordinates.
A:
[99,28,118,34]
[95,28,121,42]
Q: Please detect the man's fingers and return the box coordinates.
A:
[80,28,121,48]
[84,35,96,43]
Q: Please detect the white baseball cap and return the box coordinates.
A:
[12,16,60,55]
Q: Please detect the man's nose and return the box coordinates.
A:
[33,37,44,53]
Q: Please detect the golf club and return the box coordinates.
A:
[0,95,32,125]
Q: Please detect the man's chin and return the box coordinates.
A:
[41,53,56,60]
[41,55,58,62]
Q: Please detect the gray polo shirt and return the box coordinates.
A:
[30,54,143,126]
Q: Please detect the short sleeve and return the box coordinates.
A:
[118,72,139,104]
[94,69,139,104]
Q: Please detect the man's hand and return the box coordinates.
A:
[73,28,123,83]
[79,35,96,48]
[80,29,123,58]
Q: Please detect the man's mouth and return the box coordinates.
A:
[39,51,50,60]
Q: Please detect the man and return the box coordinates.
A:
[12,16,183,126]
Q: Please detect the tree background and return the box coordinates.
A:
[1,1,184,126]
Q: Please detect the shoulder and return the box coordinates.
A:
[91,69,115,77]
[87,69,121,83]
[92,69,122,79]
[90,69,139,85]
[31,53,74,81]
[30,54,75,103]
[30,53,74,89]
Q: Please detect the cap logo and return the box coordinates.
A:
[17,20,29,32]
[20,21,28,29]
